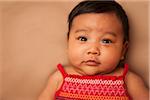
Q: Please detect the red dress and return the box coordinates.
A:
[55,64,131,100]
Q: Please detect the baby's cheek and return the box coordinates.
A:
[68,48,81,59]
[104,50,121,64]
[79,44,90,53]
[68,44,91,61]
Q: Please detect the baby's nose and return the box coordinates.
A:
[87,45,100,56]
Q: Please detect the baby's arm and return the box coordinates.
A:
[125,71,149,100]
[38,70,63,100]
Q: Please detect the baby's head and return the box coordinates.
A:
[67,1,129,75]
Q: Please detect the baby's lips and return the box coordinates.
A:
[84,60,100,66]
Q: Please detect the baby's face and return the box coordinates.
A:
[67,13,127,75]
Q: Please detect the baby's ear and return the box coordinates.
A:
[121,41,129,60]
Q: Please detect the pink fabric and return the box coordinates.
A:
[55,64,131,100]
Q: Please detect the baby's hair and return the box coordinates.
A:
[67,0,129,43]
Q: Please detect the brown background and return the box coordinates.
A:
[1,0,149,100]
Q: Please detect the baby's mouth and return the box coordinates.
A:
[84,60,100,66]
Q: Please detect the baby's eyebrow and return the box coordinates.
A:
[104,32,117,37]
[74,28,118,38]
[75,29,87,33]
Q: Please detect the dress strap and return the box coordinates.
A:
[57,64,67,78]
[122,63,129,77]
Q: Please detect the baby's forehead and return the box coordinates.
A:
[73,12,120,21]
[71,13,123,33]
[72,12,122,27]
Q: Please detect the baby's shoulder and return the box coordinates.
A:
[125,70,149,99]
[124,69,146,87]
[45,69,64,91]
[38,69,64,100]
[50,69,64,83]
[125,70,143,83]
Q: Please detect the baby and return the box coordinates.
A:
[38,1,149,100]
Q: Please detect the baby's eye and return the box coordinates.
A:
[77,36,87,41]
[101,39,112,44]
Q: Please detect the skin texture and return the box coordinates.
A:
[38,13,149,100]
